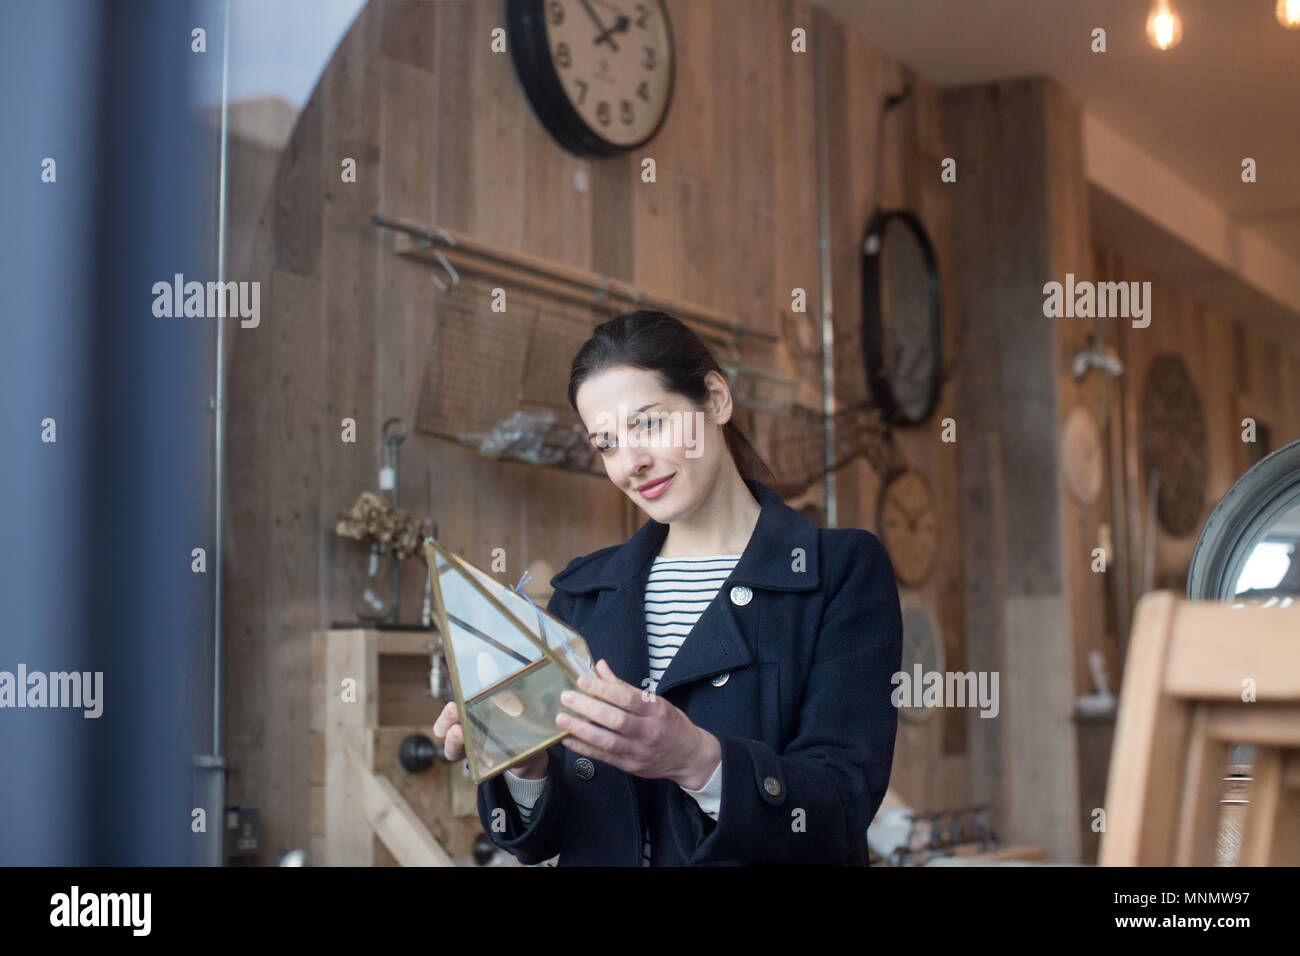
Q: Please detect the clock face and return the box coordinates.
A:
[879,217,937,422]
[1140,353,1207,537]
[898,596,945,724]
[1061,406,1103,506]
[536,0,674,151]
[878,468,938,587]
[861,210,942,427]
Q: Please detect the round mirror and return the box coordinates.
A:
[1187,437,1300,605]
[1228,496,1300,605]
[1185,438,1298,794]
[861,209,942,426]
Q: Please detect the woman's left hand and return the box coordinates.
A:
[557,659,721,790]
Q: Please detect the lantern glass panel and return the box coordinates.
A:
[425,540,594,782]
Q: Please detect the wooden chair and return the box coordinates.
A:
[1100,591,1300,865]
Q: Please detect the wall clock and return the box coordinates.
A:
[877,466,938,587]
[1061,406,1103,506]
[1140,353,1207,537]
[897,594,945,724]
[507,0,676,158]
[861,208,943,426]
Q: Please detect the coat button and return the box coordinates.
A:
[710,671,730,687]
[763,776,781,797]
[574,757,595,780]
[729,585,752,606]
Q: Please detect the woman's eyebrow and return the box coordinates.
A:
[587,403,660,440]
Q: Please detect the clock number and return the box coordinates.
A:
[573,78,588,105]
[643,46,657,70]
[636,80,650,102]
[547,0,564,26]
[620,99,634,125]
[635,3,651,29]
[555,41,571,69]
[596,100,611,126]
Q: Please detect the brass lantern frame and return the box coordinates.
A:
[422,536,590,784]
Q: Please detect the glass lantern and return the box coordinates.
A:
[422,537,594,783]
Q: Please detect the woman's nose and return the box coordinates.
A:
[619,442,653,476]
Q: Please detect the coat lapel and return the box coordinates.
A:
[549,479,822,696]
[586,580,652,692]
[651,583,753,697]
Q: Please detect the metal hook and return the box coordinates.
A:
[430,248,460,292]
[424,231,459,291]
[723,334,742,365]
[612,280,642,304]
[382,417,408,448]
[883,78,914,113]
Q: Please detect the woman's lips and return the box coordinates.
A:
[638,474,674,500]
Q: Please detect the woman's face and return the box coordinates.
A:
[575,365,732,523]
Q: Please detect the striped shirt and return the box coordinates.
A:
[503,553,738,866]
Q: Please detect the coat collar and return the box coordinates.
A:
[548,478,821,697]
[550,478,821,595]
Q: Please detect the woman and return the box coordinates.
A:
[434,310,902,866]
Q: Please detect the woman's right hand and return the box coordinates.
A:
[433,700,549,779]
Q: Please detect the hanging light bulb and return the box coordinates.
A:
[1279,0,1300,29]
[1146,0,1183,51]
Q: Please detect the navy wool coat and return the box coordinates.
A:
[477,478,903,866]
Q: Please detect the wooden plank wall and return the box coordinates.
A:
[817,13,969,825]
[1056,246,1300,864]
[943,77,1087,863]
[1093,242,1300,616]
[223,0,966,864]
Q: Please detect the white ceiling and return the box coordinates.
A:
[812,0,1300,269]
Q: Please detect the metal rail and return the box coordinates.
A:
[371,214,777,346]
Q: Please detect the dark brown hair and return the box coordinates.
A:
[567,310,776,485]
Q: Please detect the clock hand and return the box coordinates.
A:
[902,498,933,531]
[593,14,630,47]
[578,0,608,30]
[890,342,907,371]
[901,347,930,382]
[579,0,622,51]
[889,492,921,525]
[1175,431,1202,469]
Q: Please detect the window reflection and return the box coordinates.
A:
[1230,499,1300,607]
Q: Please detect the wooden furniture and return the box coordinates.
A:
[310,628,502,866]
[922,845,1051,865]
[1100,592,1300,865]
[1074,709,1116,864]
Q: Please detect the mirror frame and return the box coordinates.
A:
[860,207,943,427]
[1186,437,1300,602]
